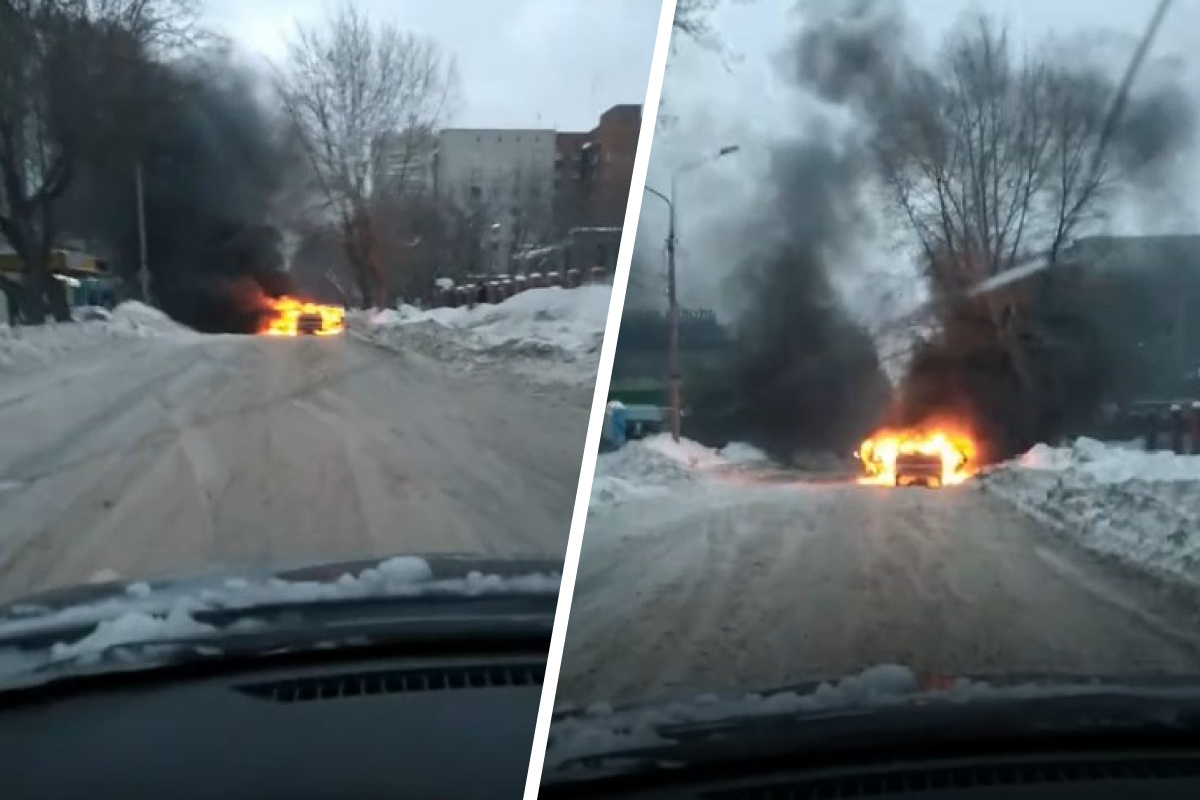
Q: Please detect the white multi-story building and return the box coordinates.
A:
[435,128,556,271]
[374,127,438,196]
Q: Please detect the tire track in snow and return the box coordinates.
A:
[557,480,1200,709]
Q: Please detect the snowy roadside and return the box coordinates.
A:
[349,285,610,390]
[980,437,1200,585]
[0,302,195,373]
[590,434,771,515]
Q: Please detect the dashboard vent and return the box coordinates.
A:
[237,663,544,703]
[706,757,1200,799]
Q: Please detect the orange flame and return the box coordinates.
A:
[259,296,345,337]
[855,425,977,487]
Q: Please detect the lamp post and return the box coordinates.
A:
[134,160,149,302]
[643,144,740,442]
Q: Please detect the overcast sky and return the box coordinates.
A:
[202,0,663,131]
[639,0,1200,316]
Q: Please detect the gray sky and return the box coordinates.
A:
[641,0,1200,317]
[202,0,664,131]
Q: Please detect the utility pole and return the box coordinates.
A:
[135,161,149,303]
[644,144,740,442]
[665,191,681,442]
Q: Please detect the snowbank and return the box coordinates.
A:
[982,437,1200,584]
[641,434,726,469]
[432,285,611,355]
[590,439,701,512]
[368,306,426,327]
[718,442,771,465]
[354,286,611,386]
[1,301,194,372]
[1016,437,1199,482]
[589,435,771,513]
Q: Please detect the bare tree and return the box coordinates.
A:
[0,0,198,322]
[371,123,436,199]
[660,0,756,129]
[443,194,489,280]
[499,165,553,270]
[866,12,1188,450]
[370,191,454,305]
[673,0,756,50]
[276,2,459,308]
[877,22,1110,280]
[871,19,1125,398]
[673,0,720,42]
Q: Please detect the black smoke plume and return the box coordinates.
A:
[60,48,298,333]
[689,128,891,459]
[769,0,1195,462]
[681,4,897,458]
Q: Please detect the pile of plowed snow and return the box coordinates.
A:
[981,437,1200,584]
[1,302,194,372]
[355,285,611,386]
[591,439,700,512]
[107,302,189,336]
[590,435,770,513]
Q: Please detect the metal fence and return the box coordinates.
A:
[429,266,611,309]
[1101,401,1200,455]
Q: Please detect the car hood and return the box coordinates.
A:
[0,553,560,692]
[0,553,559,621]
[544,664,1200,783]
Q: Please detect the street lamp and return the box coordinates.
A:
[134,161,150,303]
[643,144,740,442]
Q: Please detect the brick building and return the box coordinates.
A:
[553,131,591,237]
[554,104,642,235]
[589,104,642,226]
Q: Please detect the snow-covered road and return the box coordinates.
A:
[0,332,588,604]
[557,479,1200,708]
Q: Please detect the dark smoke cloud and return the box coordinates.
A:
[757,0,1195,462]
[61,48,299,333]
[786,0,911,109]
[681,1,903,458]
[693,116,890,457]
[1115,84,1197,175]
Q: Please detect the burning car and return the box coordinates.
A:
[856,427,976,488]
[295,311,324,335]
[892,452,945,487]
[259,297,345,337]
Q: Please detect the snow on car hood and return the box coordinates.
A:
[0,554,560,676]
[543,664,1191,773]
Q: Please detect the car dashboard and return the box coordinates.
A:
[0,649,545,799]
